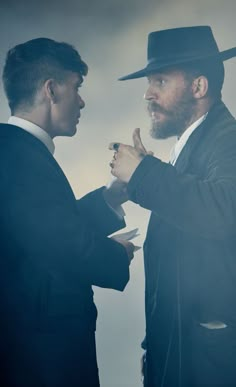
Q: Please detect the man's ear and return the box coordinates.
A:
[44,79,58,103]
[192,76,208,99]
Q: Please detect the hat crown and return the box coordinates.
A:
[119,25,236,81]
[147,26,219,63]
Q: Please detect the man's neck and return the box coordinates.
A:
[13,108,51,138]
[180,98,213,137]
[8,116,55,154]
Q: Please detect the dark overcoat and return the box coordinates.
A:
[0,123,129,387]
[127,101,236,387]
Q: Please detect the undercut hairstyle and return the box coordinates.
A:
[176,58,225,100]
[2,38,88,113]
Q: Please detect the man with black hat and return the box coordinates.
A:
[109,26,236,386]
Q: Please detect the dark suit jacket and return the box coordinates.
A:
[127,101,236,387]
[0,123,129,387]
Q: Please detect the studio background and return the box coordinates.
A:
[0,1,236,386]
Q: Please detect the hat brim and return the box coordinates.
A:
[118,47,236,81]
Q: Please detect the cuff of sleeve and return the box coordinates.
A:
[106,203,126,219]
[78,187,126,235]
[127,155,162,203]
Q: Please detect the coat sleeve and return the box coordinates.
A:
[76,187,126,237]
[5,156,129,291]
[127,129,236,240]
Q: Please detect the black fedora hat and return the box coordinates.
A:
[119,26,236,81]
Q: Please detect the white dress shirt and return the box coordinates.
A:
[8,116,55,155]
[170,113,208,165]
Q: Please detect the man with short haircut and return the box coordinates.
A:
[110,26,236,386]
[0,37,134,387]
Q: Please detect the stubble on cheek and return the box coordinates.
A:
[148,89,197,139]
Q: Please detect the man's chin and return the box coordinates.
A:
[68,126,77,137]
[60,126,77,137]
[150,125,176,140]
[150,127,169,140]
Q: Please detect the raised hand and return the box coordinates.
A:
[109,128,153,182]
[132,127,147,154]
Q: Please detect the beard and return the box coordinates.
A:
[148,89,197,139]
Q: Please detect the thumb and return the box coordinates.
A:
[133,128,147,154]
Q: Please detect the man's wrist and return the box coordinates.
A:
[103,188,126,219]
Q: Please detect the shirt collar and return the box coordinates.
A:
[170,113,208,165]
[8,116,55,155]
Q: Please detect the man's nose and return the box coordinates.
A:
[144,85,156,101]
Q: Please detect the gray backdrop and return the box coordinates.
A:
[1,1,236,386]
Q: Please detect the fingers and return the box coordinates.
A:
[109,143,121,175]
[109,151,118,169]
[108,133,154,183]
[133,129,155,156]
[133,128,147,154]
[109,142,121,151]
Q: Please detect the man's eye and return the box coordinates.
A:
[154,79,166,87]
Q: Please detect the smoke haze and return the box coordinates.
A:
[1,1,236,386]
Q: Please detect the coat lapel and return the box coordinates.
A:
[174,101,227,174]
[174,119,208,173]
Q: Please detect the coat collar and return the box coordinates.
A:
[174,100,233,173]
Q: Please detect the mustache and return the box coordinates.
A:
[147,101,167,115]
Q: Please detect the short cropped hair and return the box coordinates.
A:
[177,58,225,100]
[2,38,88,113]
